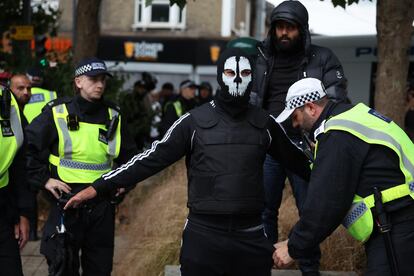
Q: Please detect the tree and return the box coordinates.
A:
[0,0,60,71]
[73,0,102,65]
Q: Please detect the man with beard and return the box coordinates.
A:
[10,74,32,116]
[251,1,348,275]
[63,48,311,276]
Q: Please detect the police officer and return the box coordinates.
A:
[9,73,40,241]
[24,67,57,124]
[0,84,33,275]
[64,48,310,276]
[273,78,414,276]
[160,79,197,136]
[25,57,136,275]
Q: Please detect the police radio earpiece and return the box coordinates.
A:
[106,114,119,141]
[0,82,12,119]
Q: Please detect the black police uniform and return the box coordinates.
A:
[25,95,136,275]
[287,101,414,276]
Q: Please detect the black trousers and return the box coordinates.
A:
[180,220,274,276]
[0,216,23,276]
[365,215,414,275]
[41,200,115,276]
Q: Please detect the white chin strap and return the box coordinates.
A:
[222,56,252,97]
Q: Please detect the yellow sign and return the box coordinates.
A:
[10,25,34,40]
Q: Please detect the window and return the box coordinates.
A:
[133,0,186,30]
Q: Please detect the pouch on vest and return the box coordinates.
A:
[342,194,374,242]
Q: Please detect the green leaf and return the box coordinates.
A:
[169,0,187,9]
[331,0,346,8]
[145,0,153,7]
[348,0,360,5]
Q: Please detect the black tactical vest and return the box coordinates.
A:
[188,103,270,215]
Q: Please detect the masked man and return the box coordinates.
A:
[64,48,311,276]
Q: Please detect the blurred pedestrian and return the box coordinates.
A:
[119,78,153,150]
[273,78,414,276]
[0,83,34,275]
[149,90,163,142]
[24,67,57,124]
[159,79,197,136]
[25,57,137,275]
[197,81,213,105]
[159,82,176,111]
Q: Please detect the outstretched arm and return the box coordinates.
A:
[65,113,194,209]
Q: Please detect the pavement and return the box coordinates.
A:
[21,240,48,276]
[21,242,358,276]
[165,265,358,276]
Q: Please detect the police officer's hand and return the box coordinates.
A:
[45,178,72,199]
[64,186,97,210]
[14,216,30,249]
[273,240,295,268]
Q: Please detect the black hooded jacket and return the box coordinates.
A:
[251,0,348,112]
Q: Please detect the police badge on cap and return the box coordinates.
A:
[74,57,113,78]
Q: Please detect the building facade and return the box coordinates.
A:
[59,0,254,92]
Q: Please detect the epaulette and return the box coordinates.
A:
[104,100,121,112]
[43,96,72,111]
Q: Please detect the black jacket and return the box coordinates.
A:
[25,95,137,194]
[287,101,412,259]
[250,1,348,109]
[91,101,310,206]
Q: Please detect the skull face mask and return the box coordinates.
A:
[222,56,252,97]
[215,48,254,117]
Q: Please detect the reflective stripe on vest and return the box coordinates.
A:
[164,101,183,117]
[0,91,23,189]
[24,87,57,123]
[49,103,121,183]
[316,103,414,242]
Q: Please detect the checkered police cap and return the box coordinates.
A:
[74,57,112,78]
[276,78,327,123]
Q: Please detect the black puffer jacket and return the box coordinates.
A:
[250,0,348,108]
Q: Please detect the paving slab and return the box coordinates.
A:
[165,265,358,276]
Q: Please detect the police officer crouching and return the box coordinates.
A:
[273,78,414,276]
[25,57,136,275]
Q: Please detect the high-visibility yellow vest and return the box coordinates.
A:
[164,100,183,117]
[314,103,414,242]
[24,87,57,123]
[48,103,121,184]
[0,89,24,188]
